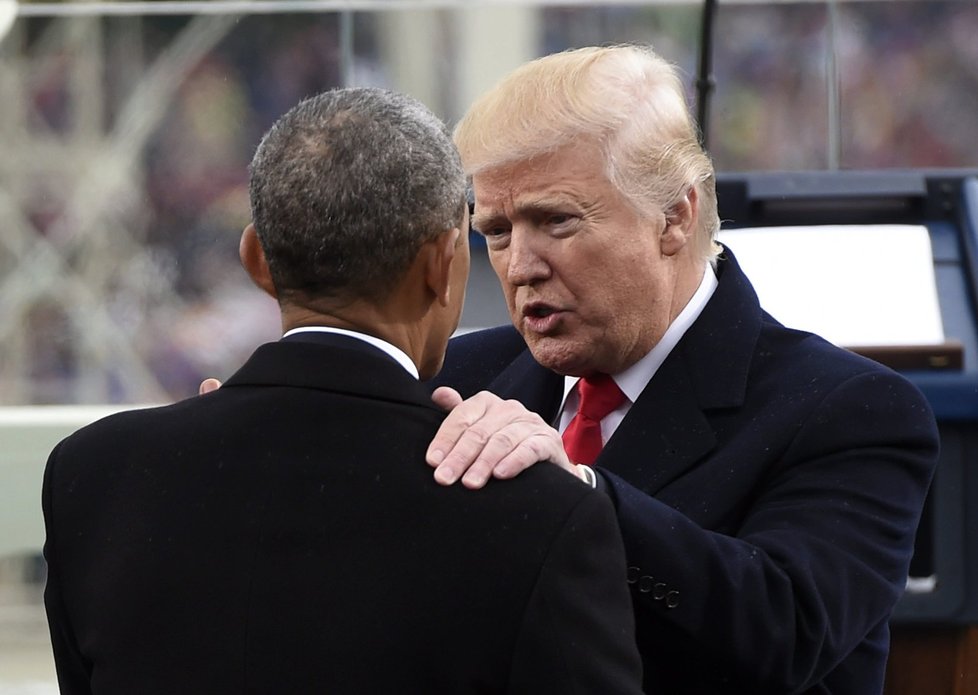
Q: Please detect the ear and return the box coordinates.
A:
[239,223,277,298]
[660,186,699,257]
[425,227,460,308]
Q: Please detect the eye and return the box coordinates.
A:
[473,224,511,251]
[471,218,509,238]
[484,228,510,245]
[542,212,579,234]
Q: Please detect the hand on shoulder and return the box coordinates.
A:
[427,387,586,489]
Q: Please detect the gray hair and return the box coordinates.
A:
[249,88,466,303]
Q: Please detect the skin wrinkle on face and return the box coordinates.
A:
[472,141,700,377]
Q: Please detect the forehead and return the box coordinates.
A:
[471,143,611,210]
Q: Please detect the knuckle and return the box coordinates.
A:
[464,426,493,445]
[490,430,520,450]
[502,398,530,415]
[475,390,501,403]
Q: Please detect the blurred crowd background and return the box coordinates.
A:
[1,0,976,406]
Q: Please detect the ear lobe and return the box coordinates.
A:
[661,187,699,257]
[239,223,278,298]
[426,227,460,308]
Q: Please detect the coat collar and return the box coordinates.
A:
[678,245,763,410]
[223,333,443,416]
[485,246,763,494]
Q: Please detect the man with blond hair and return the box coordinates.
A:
[428,45,938,694]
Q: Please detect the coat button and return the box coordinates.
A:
[638,575,655,593]
[653,582,668,600]
[666,590,680,608]
[626,566,640,584]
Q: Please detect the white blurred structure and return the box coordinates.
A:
[0,1,537,405]
[0,12,242,403]
[0,0,16,43]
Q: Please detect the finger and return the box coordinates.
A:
[459,417,570,488]
[492,431,571,480]
[199,378,223,395]
[427,393,493,478]
[433,418,500,486]
[429,392,550,486]
[430,386,463,411]
[459,425,527,489]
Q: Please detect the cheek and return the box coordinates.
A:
[488,252,514,293]
[575,260,658,323]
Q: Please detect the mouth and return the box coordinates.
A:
[521,302,566,334]
[525,304,557,319]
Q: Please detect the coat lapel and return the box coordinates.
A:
[598,356,716,495]
[487,349,565,424]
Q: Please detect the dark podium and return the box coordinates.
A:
[716,169,978,694]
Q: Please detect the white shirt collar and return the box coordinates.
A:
[282,326,420,379]
[558,263,718,431]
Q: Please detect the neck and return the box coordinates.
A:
[669,257,708,325]
[284,301,402,347]
[279,294,437,378]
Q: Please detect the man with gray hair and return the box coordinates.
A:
[42,87,644,694]
[428,45,938,694]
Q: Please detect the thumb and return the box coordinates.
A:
[430,386,463,411]
[199,378,223,395]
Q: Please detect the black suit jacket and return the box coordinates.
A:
[43,332,644,694]
[433,249,939,694]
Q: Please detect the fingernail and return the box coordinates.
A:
[434,466,456,485]
[428,449,444,465]
[463,473,487,489]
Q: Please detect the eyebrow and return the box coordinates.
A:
[470,211,502,232]
[472,194,581,227]
[520,198,577,216]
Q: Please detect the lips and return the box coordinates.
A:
[521,301,566,334]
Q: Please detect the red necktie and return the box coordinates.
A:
[562,373,626,466]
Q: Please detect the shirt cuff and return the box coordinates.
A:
[578,465,598,489]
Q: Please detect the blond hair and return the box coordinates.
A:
[453,45,721,262]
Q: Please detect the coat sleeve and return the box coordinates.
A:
[507,490,645,695]
[604,370,939,692]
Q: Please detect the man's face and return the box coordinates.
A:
[471,142,691,376]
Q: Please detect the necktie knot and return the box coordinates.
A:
[561,374,626,466]
[577,373,626,423]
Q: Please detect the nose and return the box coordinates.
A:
[501,228,550,287]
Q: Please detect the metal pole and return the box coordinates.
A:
[339,10,354,87]
[826,0,841,169]
[695,0,718,149]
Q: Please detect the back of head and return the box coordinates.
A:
[454,44,721,261]
[250,88,466,304]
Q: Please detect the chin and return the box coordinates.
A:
[526,340,589,377]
